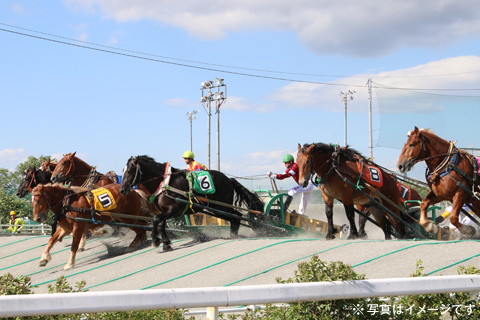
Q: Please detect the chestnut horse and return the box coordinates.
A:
[119,156,265,251]
[357,181,422,238]
[397,126,480,236]
[32,183,151,270]
[50,152,114,187]
[297,143,408,240]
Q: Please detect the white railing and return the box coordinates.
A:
[0,223,51,235]
[1,275,480,319]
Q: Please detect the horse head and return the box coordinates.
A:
[31,185,51,223]
[50,152,76,184]
[397,126,427,173]
[119,156,141,195]
[296,143,315,188]
[40,159,57,172]
[31,184,66,223]
[16,167,37,198]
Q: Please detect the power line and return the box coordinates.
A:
[0,26,366,88]
[1,23,480,92]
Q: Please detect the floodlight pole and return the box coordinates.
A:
[201,79,227,170]
[340,90,355,146]
[367,78,373,159]
[186,110,198,151]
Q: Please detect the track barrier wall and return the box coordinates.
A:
[1,275,480,319]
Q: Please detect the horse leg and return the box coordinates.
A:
[368,206,392,240]
[344,205,359,239]
[229,211,241,238]
[64,224,86,271]
[324,198,337,240]
[39,227,62,267]
[357,206,369,239]
[419,191,440,234]
[78,233,86,252]
[128,227,148,249]
[159,219,172,252]
[151,215,162,248]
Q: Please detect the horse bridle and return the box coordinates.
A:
[26,168,38,191]
[302,146,333,184]
[126,157,142,187]
[408,134,427,165]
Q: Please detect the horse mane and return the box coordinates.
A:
[135,155,182,173]
[304,142,363,162]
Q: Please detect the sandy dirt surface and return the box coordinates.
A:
[2,204,480,318]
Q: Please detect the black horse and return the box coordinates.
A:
[16,167,53,198]
[119,155,264,251]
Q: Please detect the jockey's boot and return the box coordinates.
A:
[284,195,293,213]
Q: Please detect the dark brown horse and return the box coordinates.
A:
[16,167,53,198]
[119,156,265,251]
[50,152,114,187]
[397,126,480,236]
[32,183,151,270]
[297,143,407,240]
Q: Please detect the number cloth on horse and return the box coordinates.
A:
[355,161,383,188]
[85,187,117,211]
[188,171,216,194]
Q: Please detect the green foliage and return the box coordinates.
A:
[0,155,52,224]
[390,260,480,320]
[0,189,32,226]
[47,276,87,293]
[0,274,189,320]
[221,255,388,320]
[0,273,34,295]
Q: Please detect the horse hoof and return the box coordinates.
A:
[325,234,336,240]
[152,240,160,248]
[163,244,173,252]
[64,264,74,271]
[422,220,438,234]
[39,260,48,267]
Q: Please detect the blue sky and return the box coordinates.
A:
[1,1,480,189]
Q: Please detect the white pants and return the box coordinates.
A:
[287,180,314,215]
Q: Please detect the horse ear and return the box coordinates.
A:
[297,143,301,152]
[72,152,76,157]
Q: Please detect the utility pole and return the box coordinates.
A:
[340,90,355,146]
[367,79,373,160]
[186,110,198,151]
[201,79,227,170]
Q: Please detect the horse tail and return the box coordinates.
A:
[230,178,264,213]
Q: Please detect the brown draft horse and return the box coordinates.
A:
[32,183,151,270]
[50,152,114,187]
[397,126,480,236]
[297,143,407,240]
[357,181,422,238]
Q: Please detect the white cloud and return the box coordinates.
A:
[0,148,26,171]
[264,56,480,113]
[11,3,26,16]
[64,0,480,57]
[223,96,276,113]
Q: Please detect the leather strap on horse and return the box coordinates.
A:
[427,142,458,182]
[81,167,100,189]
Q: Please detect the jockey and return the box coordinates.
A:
[182,151,208,172]
[8,211,25,234]
[268,154,314,216]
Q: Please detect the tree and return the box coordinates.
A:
[0,155,53,225]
